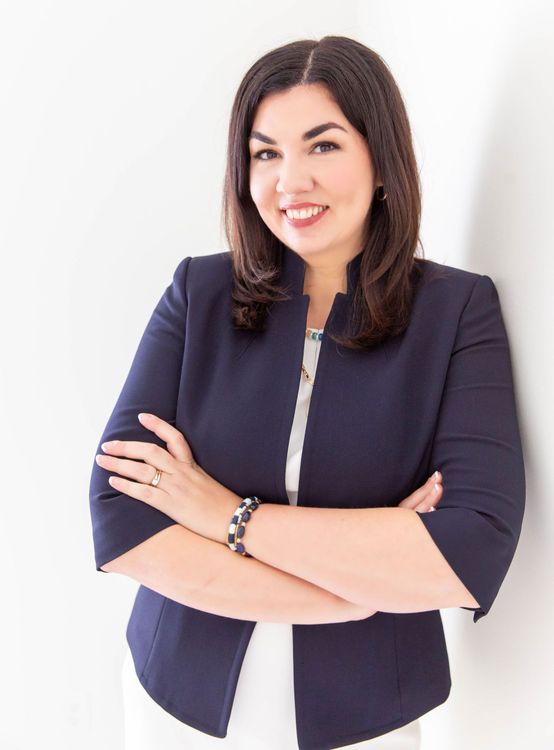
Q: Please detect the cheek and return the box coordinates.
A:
[327,155,362,195]
[328,170,352,198]
[251,183,278,218]
[249,173,269,207]
[330,160,372,211]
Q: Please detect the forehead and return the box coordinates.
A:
[250,84,346,134]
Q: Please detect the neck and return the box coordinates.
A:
[279,242,364,299]
[303,269,348,298]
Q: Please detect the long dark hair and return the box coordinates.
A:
[222,35,429,350]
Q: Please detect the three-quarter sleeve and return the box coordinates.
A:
[88,255,192,572]
[417,274,526,622]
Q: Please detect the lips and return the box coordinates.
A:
[280,203,329,211]
[281,205,330,228]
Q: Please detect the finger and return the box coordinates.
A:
[100,439,175,474]
[400,471,442,509]
[106,474,169,514]
[137,413,194,464]
[415,483,443,512]
[415,503,436,513]
[95,453,171,489]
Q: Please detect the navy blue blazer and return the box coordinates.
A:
[89,244,525,750]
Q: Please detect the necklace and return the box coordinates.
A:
[301,326,324,385]
[301,326,324,416]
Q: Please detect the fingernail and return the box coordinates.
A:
[138,413,148,422]
[429,506,436,511]
[432,482,439,494]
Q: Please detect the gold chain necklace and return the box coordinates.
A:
[301,327,324,384]
[302,327,323,416]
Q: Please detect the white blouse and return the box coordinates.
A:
[121,330,421,749]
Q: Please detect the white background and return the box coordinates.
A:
[0,1,551,748]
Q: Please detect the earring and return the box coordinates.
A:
[376,185,388,201]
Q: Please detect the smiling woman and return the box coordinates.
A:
[89,33,525,750]
[248,94,377,275]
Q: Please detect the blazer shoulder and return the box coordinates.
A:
[414,258,489,305]
[189,250,232,290]
[409,261,505,349]
[186,250,232,295]
[415,257,482,285]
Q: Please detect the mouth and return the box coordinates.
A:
[281,205,330,228]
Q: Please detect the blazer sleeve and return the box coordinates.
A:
[88,255,192,572]
[417,274,526,622]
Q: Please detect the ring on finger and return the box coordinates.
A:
[150,468,162,487]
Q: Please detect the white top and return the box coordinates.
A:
[121,330,421,749]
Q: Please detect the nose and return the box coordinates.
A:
[276,160,314,197]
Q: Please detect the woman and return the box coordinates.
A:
[89,36,525,749]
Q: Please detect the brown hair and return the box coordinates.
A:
[222,35,429,350]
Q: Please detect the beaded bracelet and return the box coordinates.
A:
[227,496,262,556]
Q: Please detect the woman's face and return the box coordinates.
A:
[248,83,379,267]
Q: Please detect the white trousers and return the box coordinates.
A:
[122,623,422,750]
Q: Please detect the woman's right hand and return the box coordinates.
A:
[398,471,443,513]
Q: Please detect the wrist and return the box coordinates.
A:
[219,492,244,545]
[223,495,263,554]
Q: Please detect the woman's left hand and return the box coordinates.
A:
[95,412,241,545]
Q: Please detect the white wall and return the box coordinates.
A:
[358,2,553,748]
[0,1,551,748]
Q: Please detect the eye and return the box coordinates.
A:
[251,141,340,161]
[313,141,339,154]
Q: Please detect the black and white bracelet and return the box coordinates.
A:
[227,496,262,556]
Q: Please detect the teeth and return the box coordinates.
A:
[285,205,327,220]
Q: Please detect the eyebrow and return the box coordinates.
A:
[248,121,348,145]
